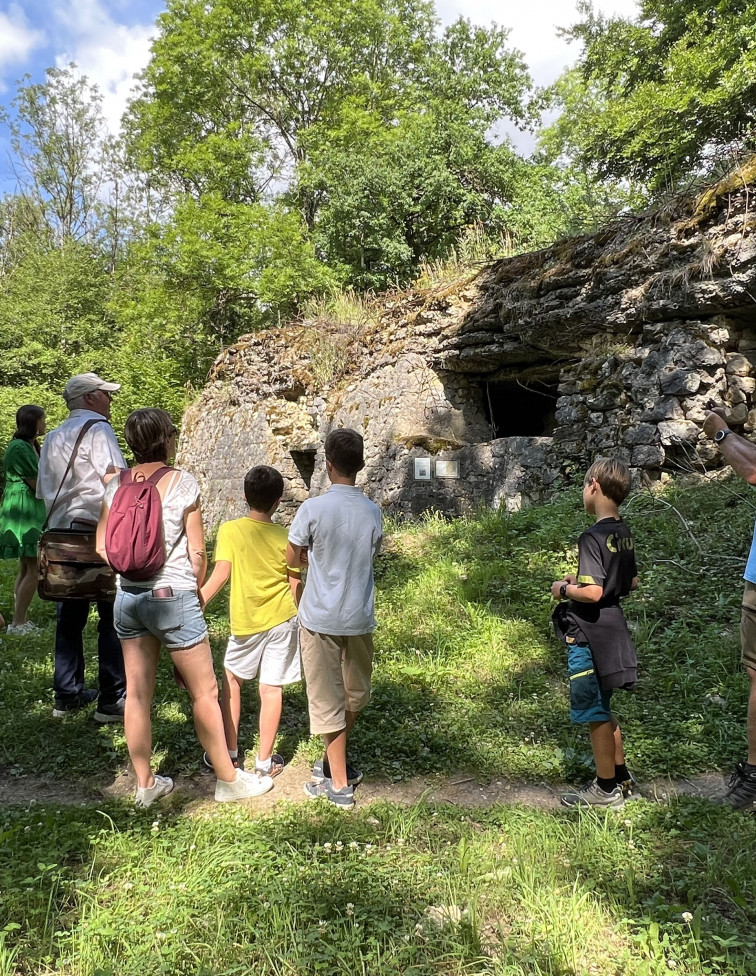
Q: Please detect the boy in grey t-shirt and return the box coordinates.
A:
[287,428,382,809]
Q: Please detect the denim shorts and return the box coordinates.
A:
[567,642,613,724]
[115,587,208,650]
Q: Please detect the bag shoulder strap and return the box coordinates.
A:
[43,419,106,531]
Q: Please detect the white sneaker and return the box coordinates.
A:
[215,769,274,803]
[135,775,174,809]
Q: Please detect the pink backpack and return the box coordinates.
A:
[105,467,172,581]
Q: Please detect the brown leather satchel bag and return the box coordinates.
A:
[37,420,117,603]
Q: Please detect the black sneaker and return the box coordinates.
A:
[717,761,756,810]
[94,696,126,725]
[52,689,99,718]
[618,771,641,801]
[311,758,363,787]
[203,751,244,772]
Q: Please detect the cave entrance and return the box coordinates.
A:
[291,449,316,489]
[482,377,559,437]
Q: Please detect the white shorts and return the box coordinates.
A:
[224,616,301,685]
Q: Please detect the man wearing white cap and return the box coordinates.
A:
[37,373,128,721]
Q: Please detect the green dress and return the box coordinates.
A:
[0,439,46,559]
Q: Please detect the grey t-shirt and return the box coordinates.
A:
[288,484,382,636]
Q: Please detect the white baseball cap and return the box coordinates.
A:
[63,372,121,403]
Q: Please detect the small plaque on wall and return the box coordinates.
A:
[414,457,431,480]
[435,459,460,479]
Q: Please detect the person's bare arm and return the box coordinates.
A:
[96,502,110,563]
[550,578,604,603]
[704,410,756,485]
[631,575,639,591]
[288,569,302,607]
[185,503,207,588]
[286,542,306,571]
[200,560,231,606]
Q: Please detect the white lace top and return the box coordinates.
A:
[104,468,200,591]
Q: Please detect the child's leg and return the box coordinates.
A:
[221,669,244,752]
[612,717,626,765]
[258,683,283,761]
[589,720,617,780]
[323,710,358,790]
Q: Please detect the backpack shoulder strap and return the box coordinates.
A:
[145,465,173,487]
[43,419,106,530]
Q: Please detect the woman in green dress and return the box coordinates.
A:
[0,405,47,635]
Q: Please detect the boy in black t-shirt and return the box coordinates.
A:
[551,458,639,809]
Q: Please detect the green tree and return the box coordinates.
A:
[126,0,534,285]
[547,0,756,191]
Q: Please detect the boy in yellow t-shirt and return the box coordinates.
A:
[201,466,302,777]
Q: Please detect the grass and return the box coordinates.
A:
[1,476,756,973]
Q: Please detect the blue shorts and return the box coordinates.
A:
[567,643,613,724]
[115,588,208,650]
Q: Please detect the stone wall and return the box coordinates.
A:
[179,162,756,528]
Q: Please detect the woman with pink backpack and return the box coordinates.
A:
[96,408,274,807]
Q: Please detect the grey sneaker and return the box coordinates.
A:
[716,761,756,810]
[215,769,274,802]
[304,778,355,810]
[135,775,174,809]
[94,696,126,724]
[561,779,625,809]
[312,758,363,787]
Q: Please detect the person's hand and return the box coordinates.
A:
[703,408,729,440]
[550,579,569,599]
[564,574,577,585]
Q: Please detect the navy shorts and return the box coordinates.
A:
[115,588,208,650]
[567,643,613,724]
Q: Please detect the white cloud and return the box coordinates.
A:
[51,0,155,135]
[0,3,45,79]
[436,0,640,85]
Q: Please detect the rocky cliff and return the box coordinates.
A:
[179,159,756,528]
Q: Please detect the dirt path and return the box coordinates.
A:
[0,759,728,811]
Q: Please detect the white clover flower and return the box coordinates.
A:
[365,843,373,851]
[397,838,405,847]
[335,841,343,850]
[323,842,332,850]
[349,841,359,849]
[346,903,354,916]
[123,882,134,891]
[667,960,677,970]
[189,844,196,851]
[682,912,693,923]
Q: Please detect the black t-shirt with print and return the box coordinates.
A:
[565,516,637,643]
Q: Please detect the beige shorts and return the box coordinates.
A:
[299,625,374,735]
[741,581,756,671]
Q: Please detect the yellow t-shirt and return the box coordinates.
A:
[214,517,299,636]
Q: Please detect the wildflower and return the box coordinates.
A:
[346,903,355,916]
[123,882,134,891]
[335,841,343,850]
[323,842,332,850]
[263,902,271,909]
[156,932,166,941]
[349,841,359,849]
[623,819,632,827]
[682,912,693,923]
[365,843,373,851]
[667,960,677,970]
[397,838,405,847]
[318,920,327,933]
[189,844,196,851]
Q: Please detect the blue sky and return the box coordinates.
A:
[0,0,638,194]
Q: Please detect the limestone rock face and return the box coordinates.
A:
[179,162,756,528]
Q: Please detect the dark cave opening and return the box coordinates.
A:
[481,378,559,437]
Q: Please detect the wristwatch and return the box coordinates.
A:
[714,428,732,444]
[559,583,568,599]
